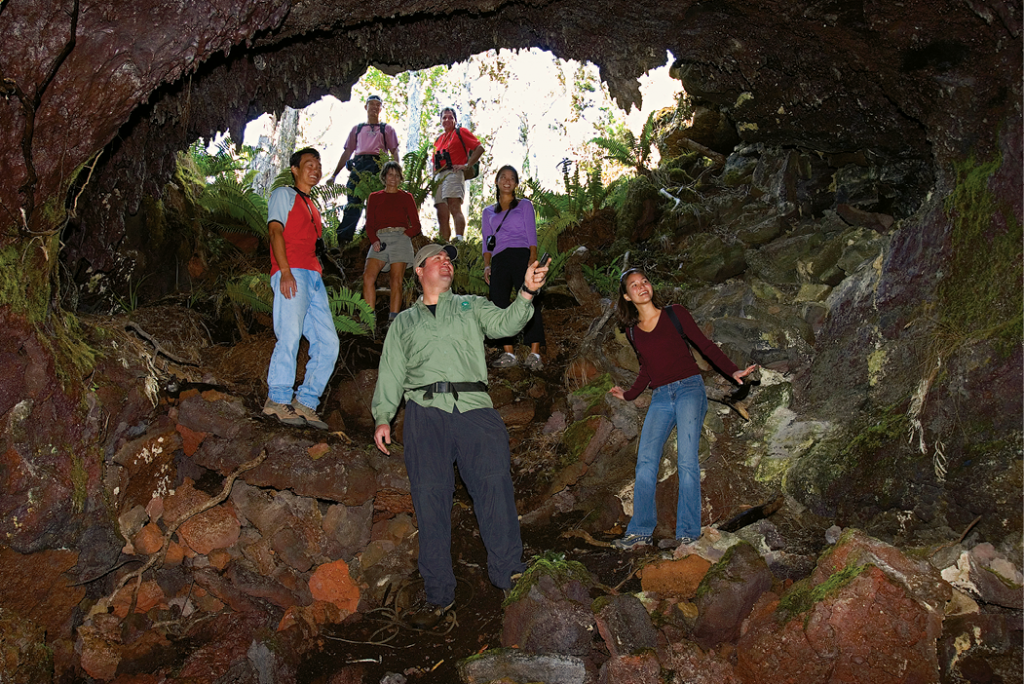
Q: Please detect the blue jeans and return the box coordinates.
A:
[267,269,340,409]
[626,375,708,539]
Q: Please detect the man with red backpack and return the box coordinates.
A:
[432,107,485,242]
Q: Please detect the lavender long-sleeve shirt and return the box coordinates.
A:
[481,199,537,257]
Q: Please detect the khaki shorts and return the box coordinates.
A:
[433,168,465,204]
[366,230,414,273]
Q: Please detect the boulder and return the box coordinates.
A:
[176,390,248,440]
[308,559,360,615]
[691,541,773,648]
[329,369,378,432]
[659,639,742,683]
[592,594,658,657]
[639,555,712,598]
[0,610,53,684]
[597,650,661,684]
[0,547,84,644]
[196,434,379,505]
[939,613,1024,683]
[502,574,596,656]
[322,500,373,560]
[457,648,587,684]
[737,565,943,684]
[941,544,1024,609]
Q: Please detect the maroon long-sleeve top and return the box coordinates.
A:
[365,189,422,244]
[624,305,740,401]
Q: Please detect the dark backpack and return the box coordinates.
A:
[625,306,692,365]
[356,122,389,138]
[453,127,481,180]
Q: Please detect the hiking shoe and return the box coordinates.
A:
[404,599,454,630]
[491,352,517,368]
[658,534,702,550]
[291,400,328,430]
[262,399,305,427]
[523,353,543,371]
[612,534,652,550]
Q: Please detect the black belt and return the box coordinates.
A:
[412,381,488,401]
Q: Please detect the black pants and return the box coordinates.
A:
[489,247,544,347]
[338,155,380,243]
[403,402,526,605]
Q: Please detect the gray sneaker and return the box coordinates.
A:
[612,534,652,550]
[523,353,543,371]
[658,534,702,550]
[291,400,328,430]
[491,352,517,368]
[262,399,305,427]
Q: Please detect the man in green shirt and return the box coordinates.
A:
[372,243,548,628]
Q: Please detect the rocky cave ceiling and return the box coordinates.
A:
[0,0,1020,270]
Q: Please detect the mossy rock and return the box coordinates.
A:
[776,562,870,625]
[503,552,593,606]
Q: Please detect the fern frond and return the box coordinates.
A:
[327,285,375,336]
[225,274,273,315]
[270,168,295,194]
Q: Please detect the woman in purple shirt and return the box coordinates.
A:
[607,269,757,550]
[482,165,545,371]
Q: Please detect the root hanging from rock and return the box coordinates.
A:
[103,448,268,617]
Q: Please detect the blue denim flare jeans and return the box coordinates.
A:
[267,269,340,409]
[625,374,708,540]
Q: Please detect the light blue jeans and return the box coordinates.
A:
[626,375,708,539]
[267,269,340,409]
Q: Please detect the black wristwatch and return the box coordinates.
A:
[520,284,540,296]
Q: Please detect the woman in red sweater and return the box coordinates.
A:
[608,269,756,550]
[363,161,422,327]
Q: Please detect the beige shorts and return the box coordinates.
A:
[366,230,414,273]
[433,168,465,205]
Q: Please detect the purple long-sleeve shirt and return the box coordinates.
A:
[481,199,537,257]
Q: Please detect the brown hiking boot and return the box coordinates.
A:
[404,599,454,630]
[262,399,305,427]
[291,400,328,430]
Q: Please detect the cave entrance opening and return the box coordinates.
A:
[233,48,683,240]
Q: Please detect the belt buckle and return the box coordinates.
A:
[435,381,450,393]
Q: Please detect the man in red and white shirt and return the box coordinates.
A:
[263,147,339,430]
[432,107,485,242]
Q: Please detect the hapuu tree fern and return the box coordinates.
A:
[589,111,659,179]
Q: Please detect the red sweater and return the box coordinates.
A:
[624,305,740,401]
[365,190,422,243]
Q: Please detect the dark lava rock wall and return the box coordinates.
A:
[1,0,1020,266]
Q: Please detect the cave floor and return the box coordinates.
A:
[298,501,637,683]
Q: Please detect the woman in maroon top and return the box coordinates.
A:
[608,269,756,549]
[363,161,422,327]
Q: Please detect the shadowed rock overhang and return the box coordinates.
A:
[0,0,1020,264]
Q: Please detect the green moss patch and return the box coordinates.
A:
[776,563,869,625]
[563,416,601,465]
[570,373,614,412]
[938,153,1023,354]
[502,551,592,607]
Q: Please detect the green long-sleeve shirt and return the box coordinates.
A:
[371,289,534,425]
